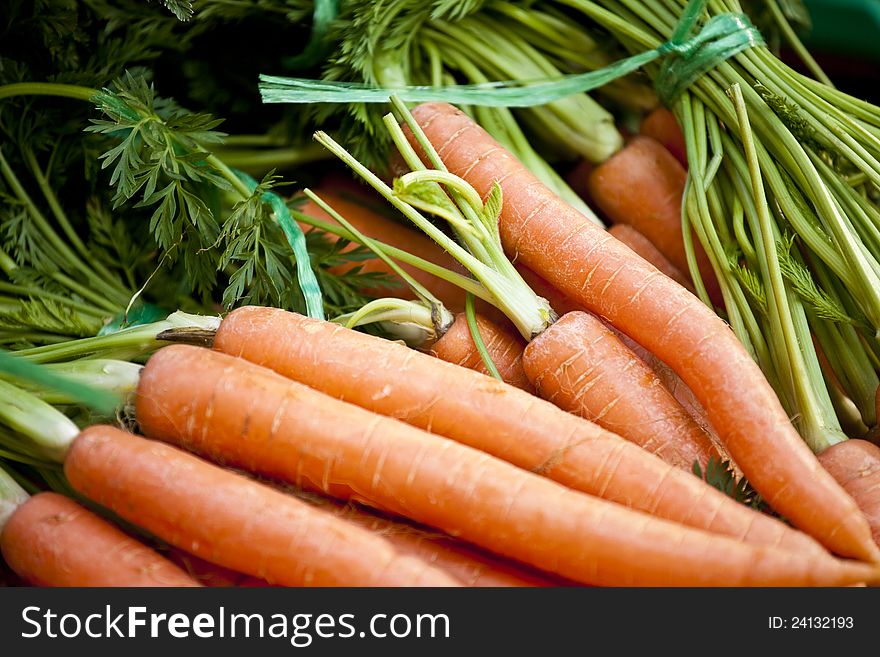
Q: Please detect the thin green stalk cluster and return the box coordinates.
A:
[313,96,555,342]
[566,0,880,446]
[314,0,664,223]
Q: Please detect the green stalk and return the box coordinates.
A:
[0,149,127,312]
[21,146,131,297]
[331,298,438,348]
[19,359,143,406]
[0,379,79,462]
[14,311,220,364]
[303,188,455,332]
[211,142,330,172]
[0,83,97,102]
[313,127,551,340]
[0,464,29,532]
[465,291,503,381]
[387,98,555,338]
[729,83,843,452]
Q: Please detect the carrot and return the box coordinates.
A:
[515,264,584,316]
[212,307,829,558]
[0,492,201,587]
[304,496,562,587]
[523,311,719,471]
[640,106,687,167]
[65,425,461,588]
[408,101,880,562]
[587,135,721,302]
[818,440,880,548]
[134,344,877,586]
[431,313,533,392]
[564,158,596,204]
[518,264,718,446]
[607,224,694,292]
[426,261,718,467]
[161,547,270,587]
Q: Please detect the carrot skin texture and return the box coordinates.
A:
[161,548,269,587]
[409,102,879,563]
[818,440,880,548]
[431,313,534,392]
[607,223,694,292]
[65,426,460,588]
[587,135,721,302]
[212,307,829,559]
[0,492,201,587]
[134,345,878,586]
[517,265,717,446]
[640,107,688,167]
[310,498,561,587]
[523,311,719,471]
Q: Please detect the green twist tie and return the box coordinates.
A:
[260,0,763,109]
[233,169,325,320]
[656,6,764,105]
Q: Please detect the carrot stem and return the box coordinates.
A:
[0,465,29,532]
[729,82,844,452]
[464,292,502,382]
[0,379,79,461]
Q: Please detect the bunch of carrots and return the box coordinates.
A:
[4,1,880,589]
[3,96,880,587]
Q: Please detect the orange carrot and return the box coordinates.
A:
[518,264,718,445]
[427,276,720,469]
[523,311,719,471]
[305,496,562,587]
[211,307,826,557]
[134,344,877,586]
[161,547,269,587]
[0,492,201,587]
[818,440,880,548]
[409,102,879,562]
[607,224,694,292]
[515,265,584,316]
[587,135,721,303]
[65,425,460,588]
[564,158,596,204]
[640,107,687,167]
[611,327,723,454]
[431,313,534,392]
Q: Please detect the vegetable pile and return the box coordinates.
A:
[2,0,880,587]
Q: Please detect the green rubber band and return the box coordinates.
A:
[233,170,325,320]
[656,2,764,105]
[259,0,762,110]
